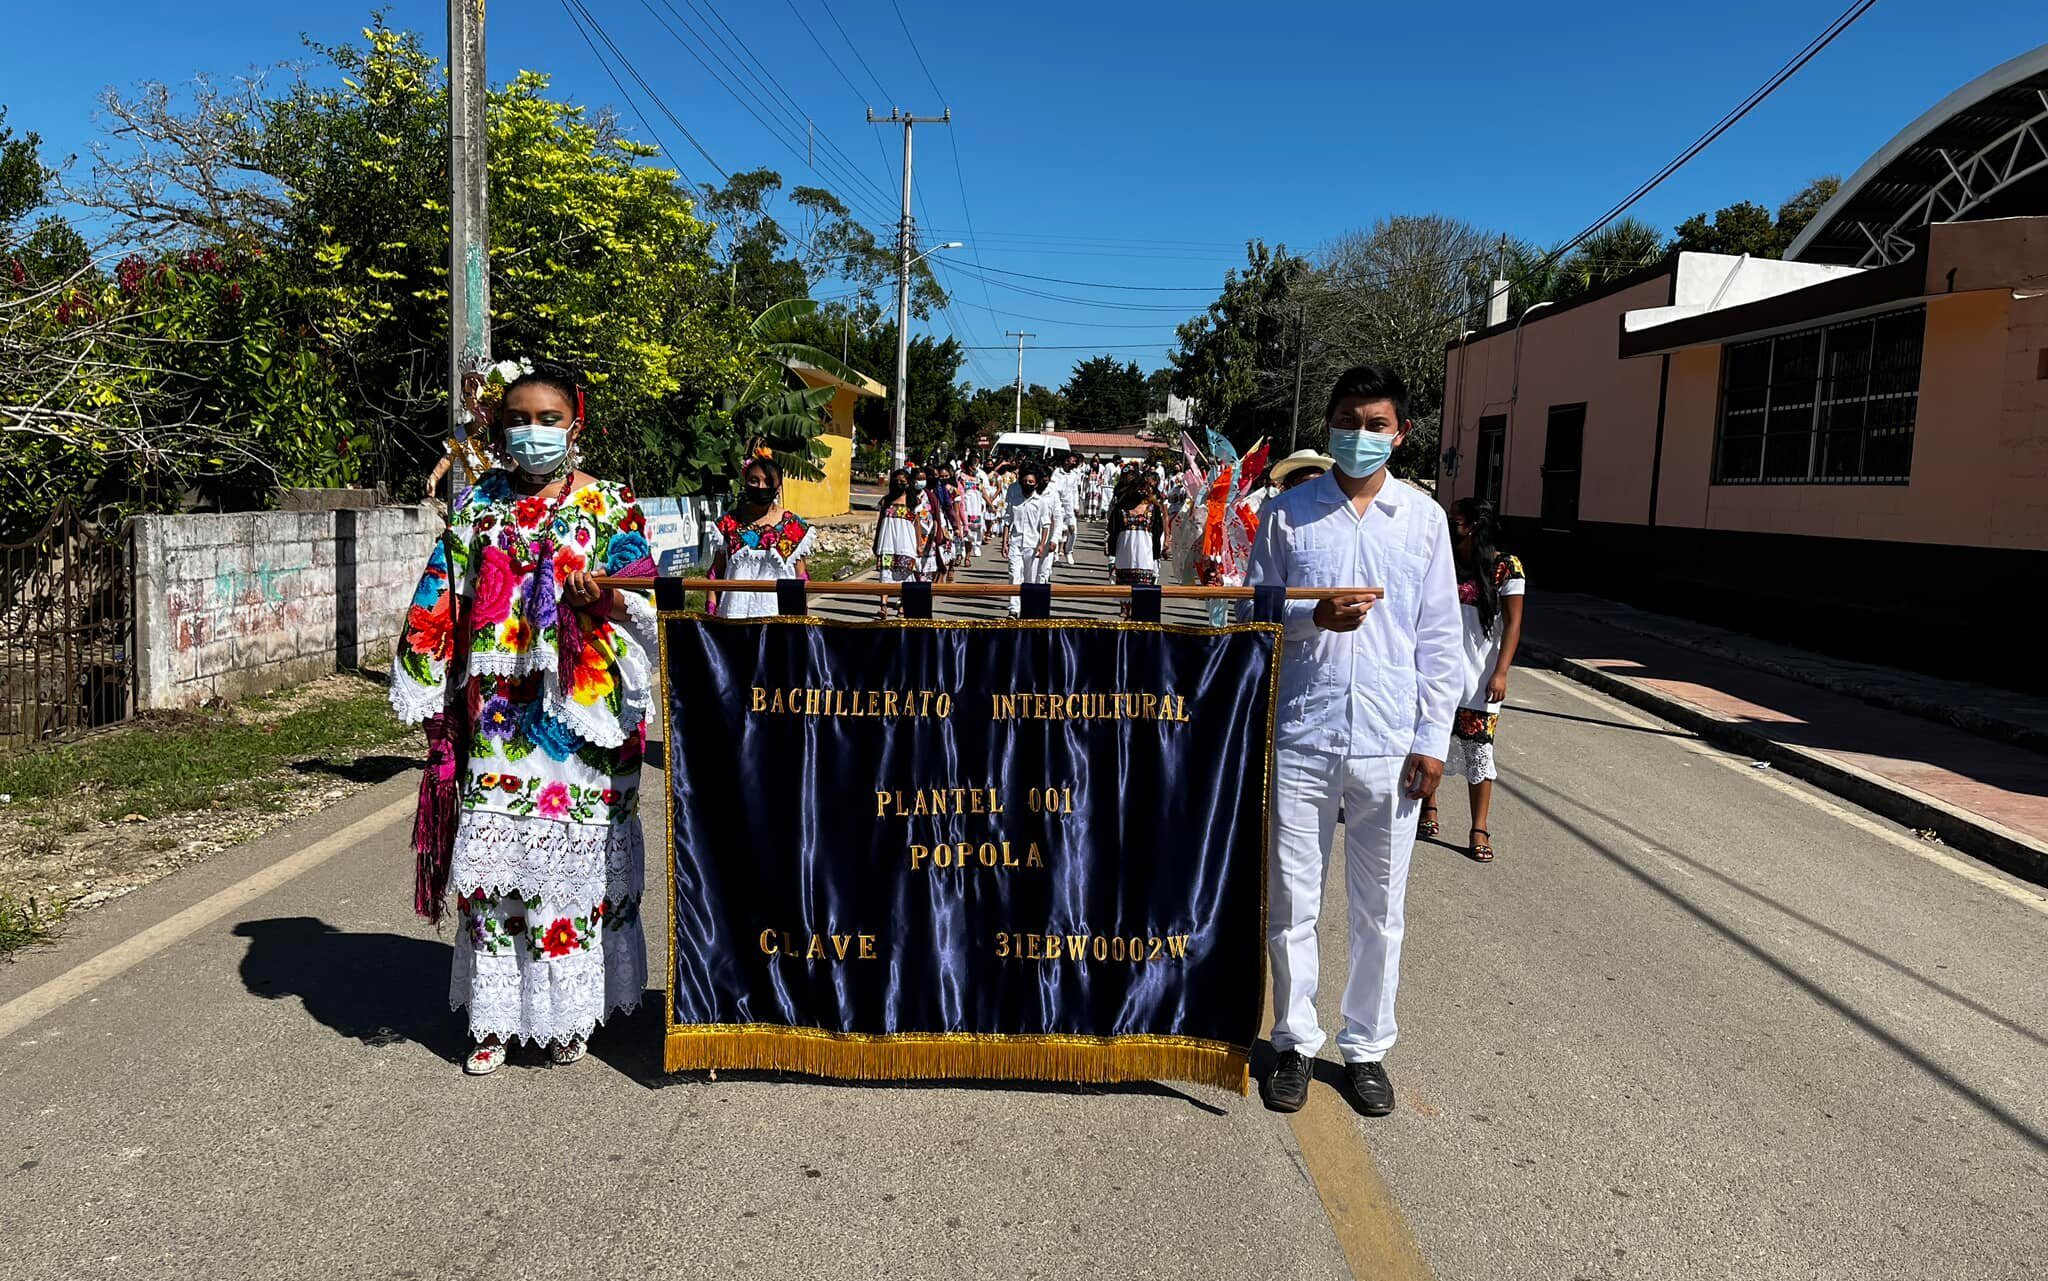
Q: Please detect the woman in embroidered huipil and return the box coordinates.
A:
[872,468,921,618]
[390,370,659,1076]
[708,453,814,619]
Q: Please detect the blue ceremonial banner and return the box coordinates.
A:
[658,611,1281,1091]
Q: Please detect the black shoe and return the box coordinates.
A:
[1263,1049,1312,1112]
[1347,1060,1395,1116]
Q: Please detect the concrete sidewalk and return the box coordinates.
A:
[1522,594,2048,886]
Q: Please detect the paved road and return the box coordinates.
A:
[3,525,2044,1280]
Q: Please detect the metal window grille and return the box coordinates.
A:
[1712,305,1923,485]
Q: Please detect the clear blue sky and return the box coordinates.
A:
[3,1,2041,394]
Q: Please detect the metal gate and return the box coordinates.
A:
[0,507,133,748]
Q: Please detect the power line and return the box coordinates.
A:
[781,0,879,106]
[943,296,1189,330]
[962,343,1175,351]
[675,0,902,215]
[873,18,1008,383]
[817,0,895,104]
[936,260,1218,291]
[566,0,868,272]
[914,227,1252,250]
[556,0,697,188]
[1472,0,1880,321]
[631,0,898,227]
[562,0,728,181]
[931,259,1204,312]
[888,0,947,102]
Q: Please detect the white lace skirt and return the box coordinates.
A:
[1445,739,1497,783]
[447,812,647,1044]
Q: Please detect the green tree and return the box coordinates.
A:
[1144,366,1174,413]
[1060,355,1148,433]
[1672,201,1779,257]
[838,322,967,463]
[0,108,50,229]
[1554,217,1666,298]
[1672,177,1842,259]
[72,19,746,496]
[1167,240,1309,451]
[1298,213,1499,475]
[1774,176,1841,248]
[662,298,867,499]
[961,385,1015,436]
[1024,384,1067,431]
[697,168,946,321]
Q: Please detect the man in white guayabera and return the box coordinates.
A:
[1245,362,1462,1118]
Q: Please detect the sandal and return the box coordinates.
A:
[550,1036,588,1067]
[1468,827,1494,863]
[1417,802,1440,839]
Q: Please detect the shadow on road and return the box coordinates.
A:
[288,754,419,785]
[1511,703,1693,739]
[1500,776,2048,1157]
[233,917,465,1064]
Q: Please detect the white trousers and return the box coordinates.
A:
[1268,748,1419,1063]
[1007,547,1052,613]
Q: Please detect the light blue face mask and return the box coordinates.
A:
[1327,427,1396,479]
[504,423,572,476]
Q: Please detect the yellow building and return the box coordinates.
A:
[777,357,888,520]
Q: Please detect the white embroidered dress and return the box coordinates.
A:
[390,469,658,1046]
[712,509,816,618]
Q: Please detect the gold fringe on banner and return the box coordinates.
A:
[664,1026,1250,1094]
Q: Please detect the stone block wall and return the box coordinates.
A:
[131,506,439,710]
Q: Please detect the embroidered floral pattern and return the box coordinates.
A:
[392,469,654,1046]
[463,773,631,824]
[718,510,810,559]
[1452,707,1499,744]
[540,917,582,958]
[1458,553,1527,600]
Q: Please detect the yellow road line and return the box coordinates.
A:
[1286,1082,1437,1280]
[0,797,414,1040]
[1264,974,1436,1279]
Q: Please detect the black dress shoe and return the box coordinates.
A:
[1347,1060,1395,1116]
[1263,1049,1312,1112]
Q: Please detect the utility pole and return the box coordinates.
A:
[869,107,950,468]
[447,0,489,491]
[1288,306,1306,452]
[1005,330,1035,433]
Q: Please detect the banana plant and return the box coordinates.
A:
[684,298,871,497]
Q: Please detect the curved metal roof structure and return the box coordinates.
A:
[1787,44,2048,266]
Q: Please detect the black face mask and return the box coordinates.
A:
[743,486,773,506]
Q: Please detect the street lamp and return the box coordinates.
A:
[1501,299,1556,514]
[890,241,963,467]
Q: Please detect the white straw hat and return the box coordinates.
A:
[1270,448,1334,487]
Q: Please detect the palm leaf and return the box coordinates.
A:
[750,296,870,387]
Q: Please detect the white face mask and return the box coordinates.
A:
[504,423,572,476]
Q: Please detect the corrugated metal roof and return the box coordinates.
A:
[1790,45,2048,265]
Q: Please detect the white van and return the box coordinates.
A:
[991,431,1071,463]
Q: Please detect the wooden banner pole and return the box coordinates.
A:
[597,577,1382,601]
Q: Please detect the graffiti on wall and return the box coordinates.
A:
[166,558,312,653]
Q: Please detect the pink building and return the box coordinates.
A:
[1438,46,2048,691]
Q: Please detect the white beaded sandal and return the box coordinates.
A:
[549,1037,587,1067]
[465,1040,508,1075]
